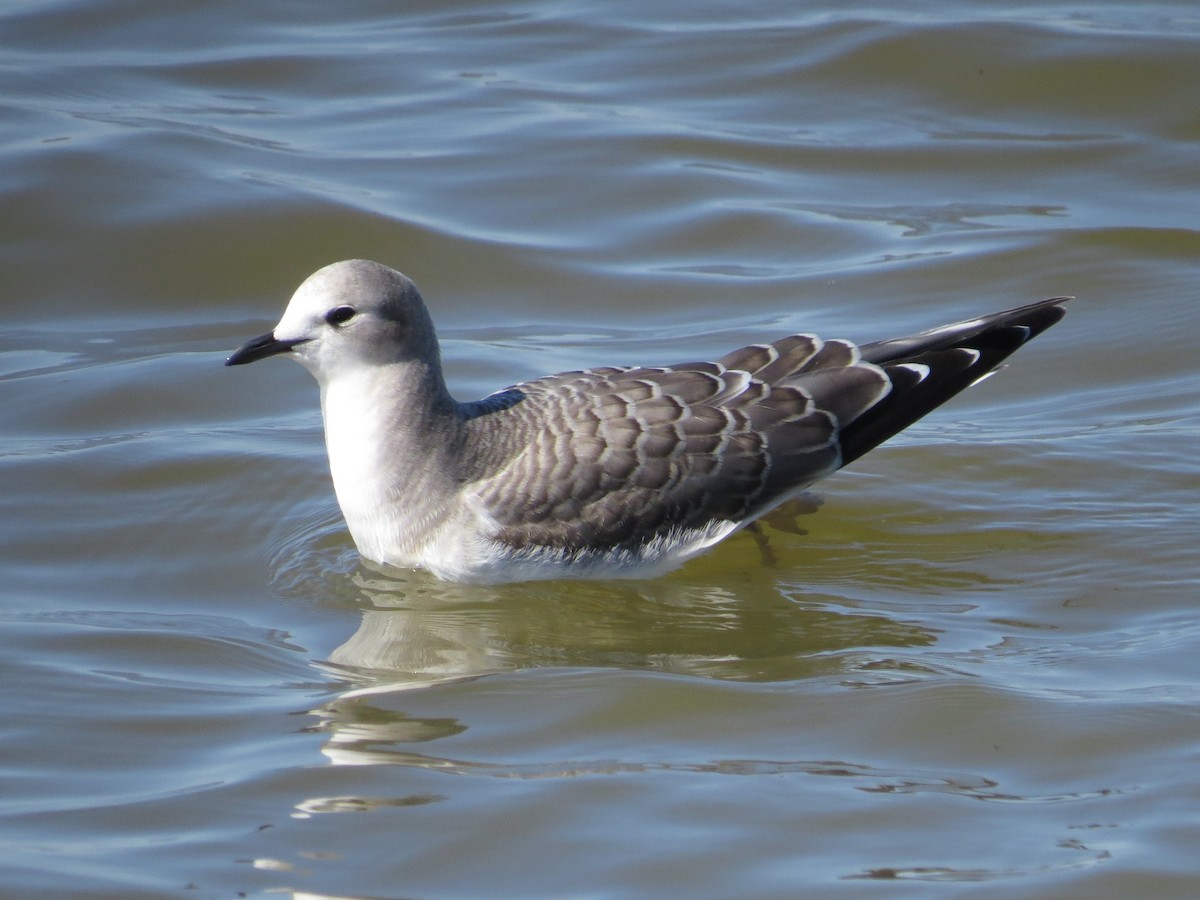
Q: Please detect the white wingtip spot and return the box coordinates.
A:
[969,365,1006,386]
[894,362,931,382]
[928,316,986,336]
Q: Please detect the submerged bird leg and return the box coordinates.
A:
[744,521,778,568]
[760,493,824,536]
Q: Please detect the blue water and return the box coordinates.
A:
[2,1,1198,897]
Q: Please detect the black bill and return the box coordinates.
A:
[225,332,308,366]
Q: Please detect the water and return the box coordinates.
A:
[2,1,1198,897]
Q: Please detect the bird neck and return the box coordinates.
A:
[318,362,462,563]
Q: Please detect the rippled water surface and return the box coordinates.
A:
[3,1,1198,897]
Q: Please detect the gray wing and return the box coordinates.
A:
[455,295,1070,555]
[457,336,890,553]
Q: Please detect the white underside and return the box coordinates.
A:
[371,510,743,585]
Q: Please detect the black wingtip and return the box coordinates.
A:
[858,296,1072,365]
[838,296,1072,467]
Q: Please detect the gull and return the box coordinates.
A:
[227,259,1068,584]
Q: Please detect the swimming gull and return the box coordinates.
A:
[226,259,1069,583]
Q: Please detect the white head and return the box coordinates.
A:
[225,259,444,386]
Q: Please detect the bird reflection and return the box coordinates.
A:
[301,501,975,772]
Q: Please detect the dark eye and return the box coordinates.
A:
[325,306,357,326]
